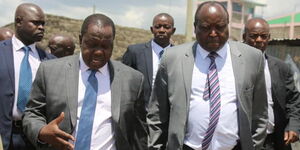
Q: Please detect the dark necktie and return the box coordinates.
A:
[17,46,32,112]
[75,70,98,150]
[202,52,221,150]
[159,50,164,59]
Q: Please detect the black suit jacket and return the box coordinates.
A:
[0,39,55,150]
[122,41,153,105]
[267,55,300,150]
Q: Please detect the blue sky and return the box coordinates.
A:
[0,0,300,34]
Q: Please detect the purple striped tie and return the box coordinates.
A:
[202,52,221,150]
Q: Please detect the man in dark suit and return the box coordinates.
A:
[122,13,176,106]
[147,1,268,150]
[0,3,55,150]
[23,14,148,150]
[243,17,300,150]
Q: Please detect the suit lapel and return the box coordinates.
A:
[267,57,277,96]
[229,41,246,113]
[267,57,285,109]
[109,61,121,128]
[144,41,153,86]
[182,42,197,112]
[66,55,80,128]
[1,40,15,88]
[229,41,244,94]
[37,47,47,61]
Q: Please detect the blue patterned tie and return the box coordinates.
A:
[202,52,221,150]
[17,46,32,112]
[75,70,98,150]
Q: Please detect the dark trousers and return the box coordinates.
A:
[262,133,292,150]
[8,120,35,150]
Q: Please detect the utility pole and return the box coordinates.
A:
[93,4,96,14]
[185,0,193,42]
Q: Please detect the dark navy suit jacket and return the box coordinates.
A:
[0,39,55,150]
[267,55,300,150]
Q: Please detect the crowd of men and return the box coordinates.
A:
[0,1,299,150]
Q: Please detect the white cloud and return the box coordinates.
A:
[106,3,187,33]
[0,0,23,26]
[46,5,92,20]
[109,7,146,29]
[262,0,300,18]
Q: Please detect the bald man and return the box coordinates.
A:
[122,13,176,106]
[147,1,268,149]
[48,34,75,58]
[0,28,14,41]
[243,18,300,150]
[0,3,55,150]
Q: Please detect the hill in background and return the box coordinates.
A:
[3,14,186,60]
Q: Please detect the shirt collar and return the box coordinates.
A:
[197,42,229,59]
[151,39,171,54]
[79,53,109,75]
[12,35,37,52]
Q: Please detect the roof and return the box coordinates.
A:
[197,0,266,6]
[268,12,300,24]
[269,38,300,46]
[243,0,266,6]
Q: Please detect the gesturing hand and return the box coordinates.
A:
[38,112,75,150]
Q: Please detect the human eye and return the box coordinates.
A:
[31,20,45,26]
[216,24,226,31]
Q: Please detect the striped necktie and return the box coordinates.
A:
[202,52,221,150]
[75,70,98,150]
[17,46,32,112]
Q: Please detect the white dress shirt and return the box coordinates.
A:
[264,56,275,134]
[151,40,171,87]
[73,54,116,150]
[12,35,41,120]
[184,43,239,150]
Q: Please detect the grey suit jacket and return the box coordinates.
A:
[147,41,268,150]
[23,55,148,150]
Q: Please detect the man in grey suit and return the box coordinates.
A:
[147,1,268,150]
[23,14,147,150]
[243,18,300,150]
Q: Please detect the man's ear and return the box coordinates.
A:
[193,22,197,34]
[242,33,246,42]
[79,34,82,45]
[150,26,154,34]
[171,27,176,35]
[15,16,22,27]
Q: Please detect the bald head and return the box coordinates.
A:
[14,3,45,45]
[152,13,174,27]
[193,1,229,52]
[243,18,270,51]
[194,1,229,25]
[0,28,14,41]
[48,34,75,58]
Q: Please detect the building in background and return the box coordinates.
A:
[267,12,300,39]
[185,0,266,41]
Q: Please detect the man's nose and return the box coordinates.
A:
[209,29,217,37]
